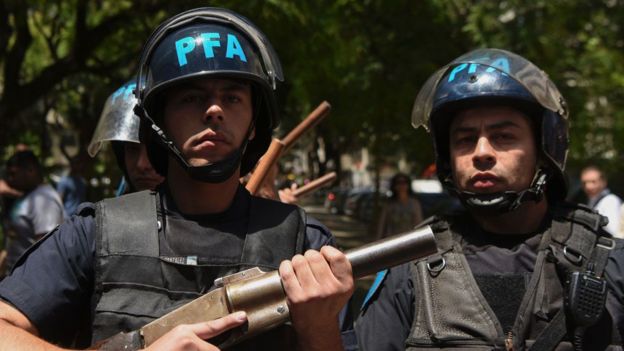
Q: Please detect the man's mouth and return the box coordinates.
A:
[193,132,228,150]
[470,173,500,189]
[134,176,162,188]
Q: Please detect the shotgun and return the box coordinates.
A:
[97,225,437,350]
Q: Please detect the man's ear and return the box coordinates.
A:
[248,127,256,141]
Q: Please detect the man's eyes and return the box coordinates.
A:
[225,94,242,103]
[179,93,205,104]
[452,135,476,145]
[492,132,516,141]
[177,93,243,105]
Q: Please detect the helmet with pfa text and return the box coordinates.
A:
[411,48,569,213]
[133,7,284,182]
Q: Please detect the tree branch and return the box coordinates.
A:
[2,3,153,117]
[2,3,32,101]
[0,0,11,59]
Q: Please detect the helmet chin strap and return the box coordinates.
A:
[447,168,548,215]
[135,105,255,184]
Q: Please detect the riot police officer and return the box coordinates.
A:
[354,49,624,350]
[0,8,353,351]
[88,80,165,193]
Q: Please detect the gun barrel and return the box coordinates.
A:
[345,225,436,278]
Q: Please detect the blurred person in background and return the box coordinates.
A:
[581,165,622,238]
[0,179,22,277]
[55,154,87,217]
[376,172,423,239]
[88,80,165,194]
[2,150,64,273]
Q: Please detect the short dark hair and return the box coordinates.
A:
[389,172,414,199]
[6,150,42,175]
[582,165,605,181]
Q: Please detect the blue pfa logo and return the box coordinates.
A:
[447,56,511,82]
[175,33,247,67]
[111,83,136,103]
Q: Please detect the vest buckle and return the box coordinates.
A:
[426,256,446,274]
[597,237,615,250]
[563,246,583,264]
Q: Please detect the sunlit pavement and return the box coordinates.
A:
[302,203,373,250]
[301,200,377,319]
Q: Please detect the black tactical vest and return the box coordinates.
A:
[405,203,621,351]
[91,190,306,348]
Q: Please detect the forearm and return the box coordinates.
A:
[296,319,345,351]
[0,319,67,351]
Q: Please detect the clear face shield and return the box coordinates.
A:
[88,82,140,157]
[411,48,568,131]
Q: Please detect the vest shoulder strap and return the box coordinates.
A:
[240,196,306,270]
[552,202,608,233]
[550,202,614,276]
[95,190,159,257]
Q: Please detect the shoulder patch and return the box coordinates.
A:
[361,269,388,310]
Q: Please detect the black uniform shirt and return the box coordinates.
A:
[0,185,335,346]
[353,212,624,351]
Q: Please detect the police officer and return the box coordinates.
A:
[88,80,165,193]
[354,49,624,350]
[0,8,353,351]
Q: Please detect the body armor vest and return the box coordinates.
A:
[91,190,306,348]
[405,203,620,350]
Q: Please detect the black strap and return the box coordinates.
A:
[240,196,306,270]
[529,309,567,351]
[591,236,615,277]
[96,190,159,257]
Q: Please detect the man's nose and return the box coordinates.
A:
[472,136,496,168]
[136,146,153,171]
[203,101,225,124]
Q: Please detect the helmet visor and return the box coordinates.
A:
[412,48,567,130]
[88,82,140,157]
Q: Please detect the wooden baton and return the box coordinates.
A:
[245,138,285,195]
[281,101,331,151]
[291,172,337,198]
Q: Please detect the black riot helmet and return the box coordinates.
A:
[411,48,569,214]
[134,7,283,183]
